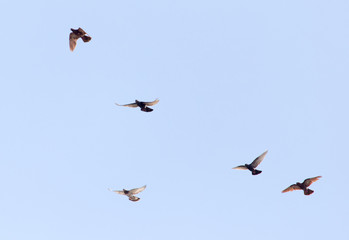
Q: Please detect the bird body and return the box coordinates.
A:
[69,28,91,51]
[109,185,146,202]
[232,150,268,175]
[115,99,159,112]
[282,176,321,195]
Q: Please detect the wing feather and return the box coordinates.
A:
[129,185,146,195]
[77,28,87,35]
[303,176,321,188]
[115,102,138,108]
[144,99,159,106]
[108,188,126,195]
[282,184,302,193]
[250,150,268,168]
[69,33,78,51]
[232,165,248,170]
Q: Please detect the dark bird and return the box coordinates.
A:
[282,176,321,195]
[108,185,146,202]
[115,99,159,112]
[232,150,268,175]
[69,28,92,51]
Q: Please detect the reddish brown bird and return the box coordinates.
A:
[69,28,92,51]
[108,185,146,202]
[115,99,159,112]
[282,176,321,195]
[232,150,268,175]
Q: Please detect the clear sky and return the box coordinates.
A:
[1,0,348,239]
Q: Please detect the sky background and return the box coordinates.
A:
[1,0,349,239]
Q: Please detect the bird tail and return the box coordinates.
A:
[141,107,153,112]
[304,189,314,195]
[81,35,92,42]
[252,169,262,175]
[129,196,140,202]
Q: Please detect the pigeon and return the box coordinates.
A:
[109,185,146,202]
[282,176,321,195]
[232,150,268,175]
[115,99,159,112]
[69,28,92,51]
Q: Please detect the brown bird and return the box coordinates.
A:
[69,28,92,51]
[282,176,321,195]
[115,99,159,112]
[232,150,268,175]
[108,185,146,202]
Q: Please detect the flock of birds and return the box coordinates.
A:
[69,27,322,202]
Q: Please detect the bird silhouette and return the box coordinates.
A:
[232,150,268,175]
[108,185,146,202]
[282,176,321,195]
[115,99,159,112]
[69,28,92,51]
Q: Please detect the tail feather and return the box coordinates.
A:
[81,35,92,42]
[129,196,140,201]
[304,189,314,195]
[141,107,153,112]
[252,169,262,175]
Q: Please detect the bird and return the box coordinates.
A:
[108,185,146,202]
[232,150,268,175]
[282,176,321,195]
[115,99,159,112]
[69,28,92,51]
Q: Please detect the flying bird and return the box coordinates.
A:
[69,28,92,51]
[232,150,268,175]
[282,176,321,195]
[115,99,159,112]
[109,185,146,202]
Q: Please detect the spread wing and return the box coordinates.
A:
[69,33,79,51]
[115,102,138,108]
[108,188,125,195]
[77,28,87,35]
[250,150,268,168]
[282,184,302,193]
[232,165,248,170]
[129,185,146,195]
[144,99,159,106]
[303,176,321,188]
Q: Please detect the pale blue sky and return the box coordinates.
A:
[1,1,349,239]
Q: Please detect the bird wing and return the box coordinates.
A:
[232,165,248,170]
[69,33,79,51]
[303,176,321,188]
[115,102,138,108]
[129,185,146,195]
[282,184,302,193]
[77,28,87,35]
[144,99,159,106]
[108,188,126,195]
[250,150,268,168]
